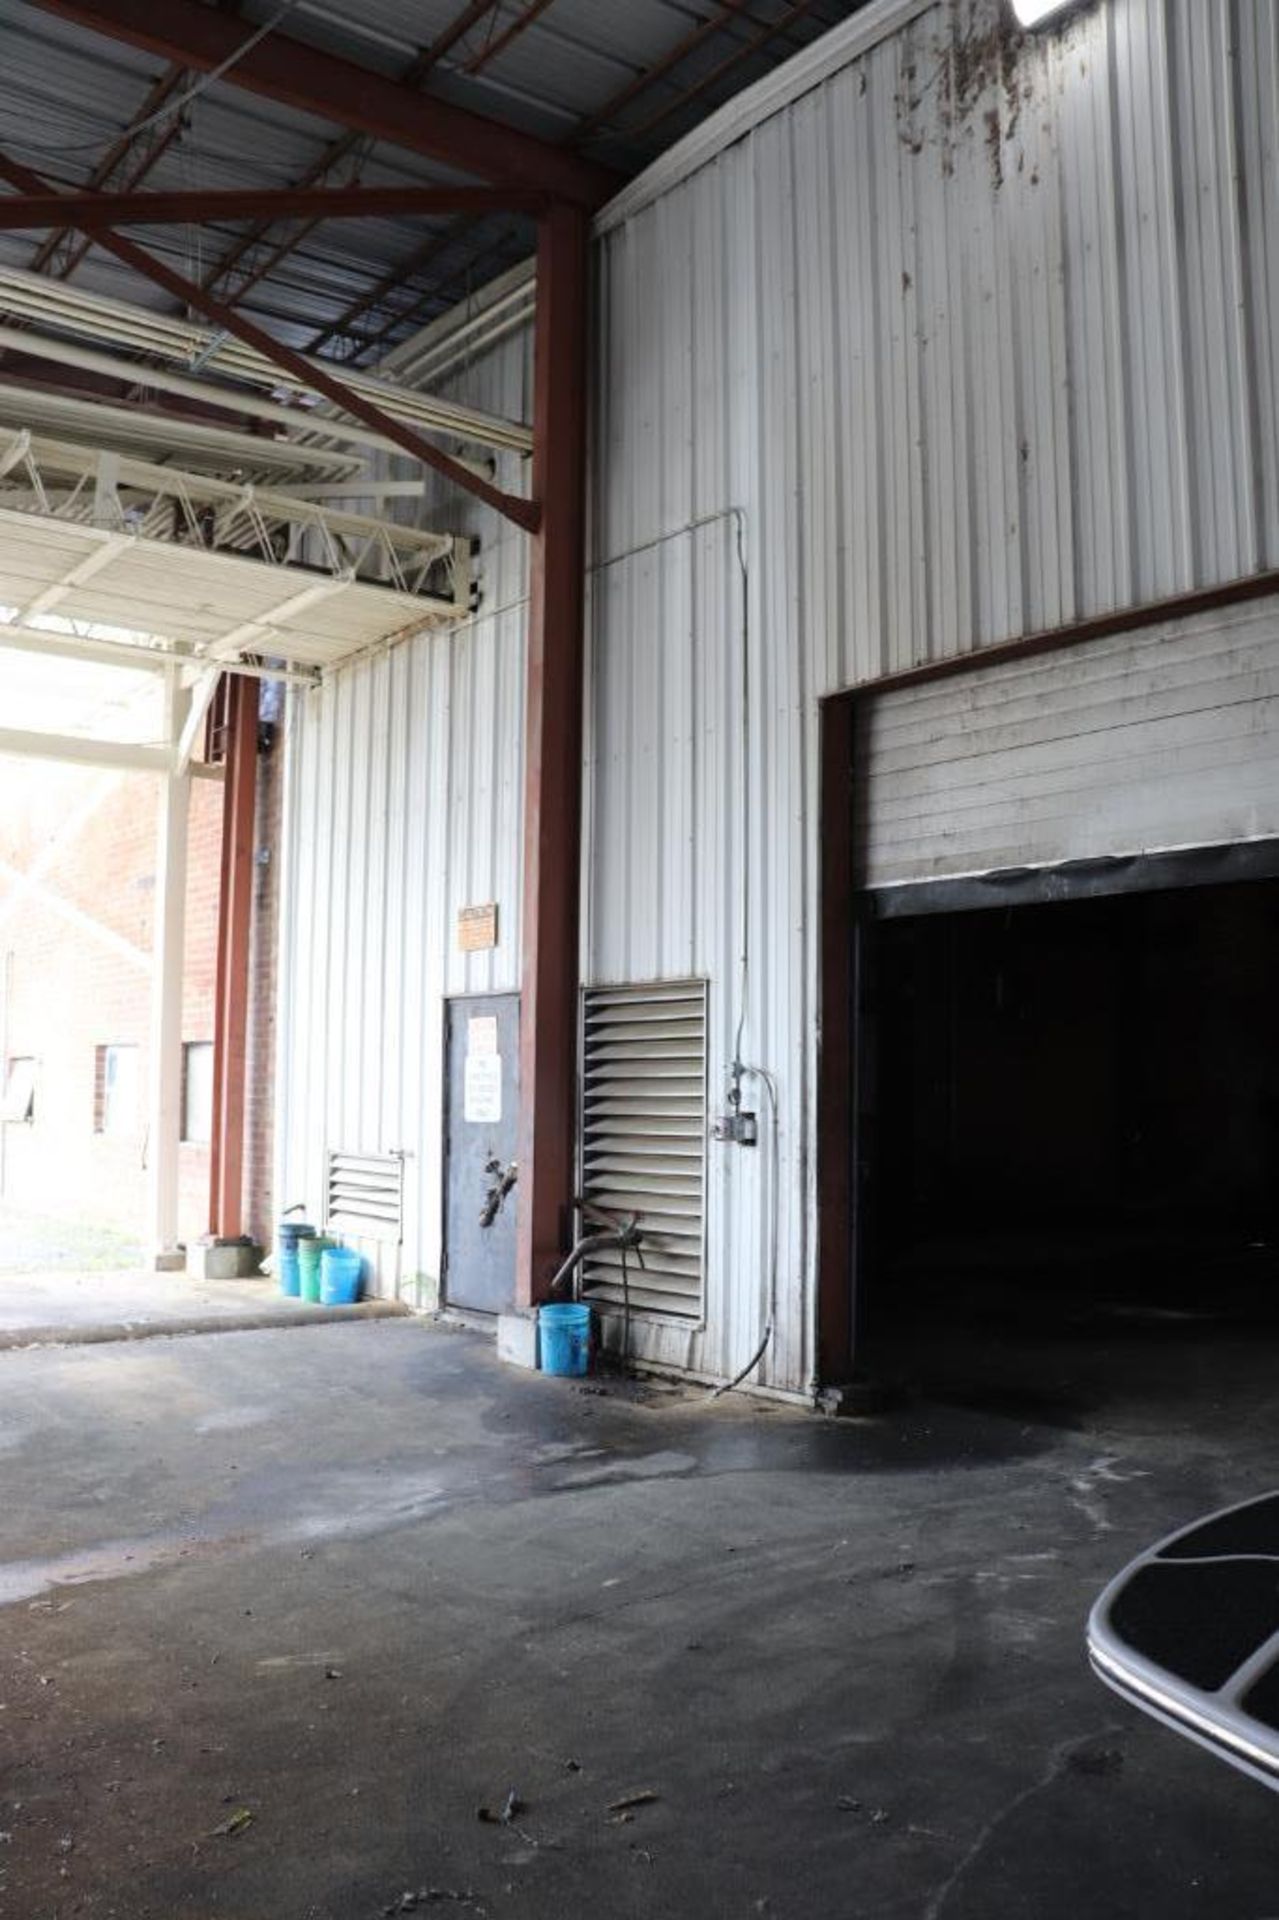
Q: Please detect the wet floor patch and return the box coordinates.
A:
[0,1532,226,1606]
[194,1405,276,1435]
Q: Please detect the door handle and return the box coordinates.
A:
[479,1157,518,1229]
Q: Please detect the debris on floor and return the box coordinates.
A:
[607,1788,660,1812]
[211,1807,254,1838]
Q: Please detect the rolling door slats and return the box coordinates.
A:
[580,982,706,1321]
[859,604,1279,889]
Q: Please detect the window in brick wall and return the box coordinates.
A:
[182,1041,213,1146]
[95,1044,139,1136]
[2,1056,35,1124]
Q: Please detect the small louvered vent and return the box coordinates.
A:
[326,1149,403,1242]
[580,981,707,1321]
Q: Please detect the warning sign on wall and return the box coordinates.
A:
[457,903,498,952]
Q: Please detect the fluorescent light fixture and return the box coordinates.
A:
[1010,0,1076,25]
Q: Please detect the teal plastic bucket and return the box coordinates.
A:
[539,1302,592,1377]
[298,1235,336,1305]
[320,1246,362,1306]
[277,1246,301,1298]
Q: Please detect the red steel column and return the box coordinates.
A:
[516,202,589,1307]
[816,693,856,1382]
[209,675,259,1239]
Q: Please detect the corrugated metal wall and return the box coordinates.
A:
[588,0,1279,1391]
[275,332,530,1299]
[278,0,1279,1388]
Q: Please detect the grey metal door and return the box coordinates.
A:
[443,993,519,1314]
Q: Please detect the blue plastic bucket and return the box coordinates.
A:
[539,1302,593,1377]
[320,1246,363,1306]
[277,1246,301,1298]
[278,1220,316,1248]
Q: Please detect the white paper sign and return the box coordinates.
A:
[464,1052,502,1124]
[468,1015,498,1057]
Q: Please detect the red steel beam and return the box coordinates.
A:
[572,0,755,142]
[197,3,502,309]
[0,184,546,230]
[29,65,188,276]
[516,203,589,1308]
[621,0,824,142]
[422,0,503,68]
[305,219,468,357]
[0,151,541,533]
[32,0,618,208]
[460,0,557,73]
[209,674,258,1240]
[338,220,521,365]
[816,693,856,1383]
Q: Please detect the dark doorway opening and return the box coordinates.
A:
[857,875,1279,1400]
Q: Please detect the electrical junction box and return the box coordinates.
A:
[712,1111,758,1147]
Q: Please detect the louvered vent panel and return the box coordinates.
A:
[325,1149,403,1243]
[580,982,707,1321]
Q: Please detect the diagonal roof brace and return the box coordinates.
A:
[0,151,541,535]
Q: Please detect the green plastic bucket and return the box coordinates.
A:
[297,1235,336,1304]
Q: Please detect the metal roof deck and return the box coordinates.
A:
[0,0,872,359]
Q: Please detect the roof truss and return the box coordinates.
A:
[0,152,539,531]
[28,0,618,208]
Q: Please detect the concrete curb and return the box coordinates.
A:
[0,1298,413,1352]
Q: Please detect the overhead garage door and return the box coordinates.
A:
[857,598,1279,890]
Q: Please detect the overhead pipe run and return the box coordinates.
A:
[0,376,361,477]
[0,266,534,456]
[0,328,497,479]
[0,148,539,530]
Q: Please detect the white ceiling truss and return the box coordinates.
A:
[0,429,474,681]
[0,428,469,601]
[0,266,520,772]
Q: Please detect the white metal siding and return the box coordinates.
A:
[274,330,530,1301]
[588,0,1279,1391]
[858,599,1279,888]
[276,0,1279,1390]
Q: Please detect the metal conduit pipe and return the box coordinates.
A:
[547,1202,644,1376]
[547,1230,620,1302]
[0,269,533,454]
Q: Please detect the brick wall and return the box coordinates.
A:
[0,755,227,1246]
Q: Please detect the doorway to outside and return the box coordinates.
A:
[815,583,1279,1406]
[855,868,1279,1399]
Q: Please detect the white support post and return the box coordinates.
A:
[147,670,191,1269]
[175,667,221,776]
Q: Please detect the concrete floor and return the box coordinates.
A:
[3,1318,1278,1919]
[0,1203,408,1346]
[0,1266,278,1336]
